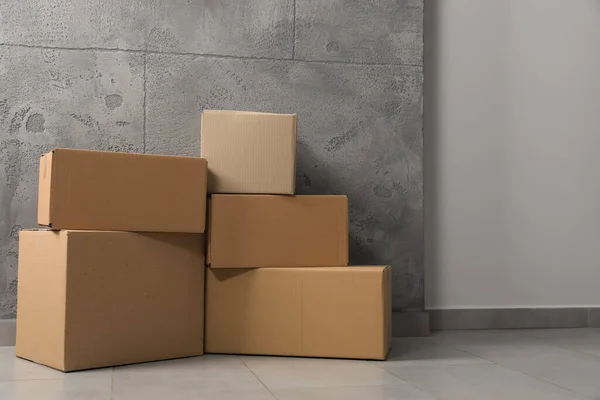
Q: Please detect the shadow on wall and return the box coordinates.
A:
[295,140,379,266]
[296,139,424,310]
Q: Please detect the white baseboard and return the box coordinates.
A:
[430,308,600,330]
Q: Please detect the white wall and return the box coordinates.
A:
[424,0,600,309]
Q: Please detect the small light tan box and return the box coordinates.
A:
[201,110,296,194]
[16,230,205,371]
[205,266,392,360]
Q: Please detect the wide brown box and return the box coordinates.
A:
[207,195,348,267]
[201,110,296,194]
[16,230,205,372]
[38,148,208,232]
[205,266,391,360]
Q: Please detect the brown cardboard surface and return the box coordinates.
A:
[205,266,391,360]
[16,230,205,371]
[207,195,348,267]
[201,110,296,194]
[37,148,208,232]
[37,151,53,225]
[15,229,67,370]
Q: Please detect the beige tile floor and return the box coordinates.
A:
[2,329,600,399]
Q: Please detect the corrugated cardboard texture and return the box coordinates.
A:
[208,195,348,267]
[37,151,53,226]
[16,230,205,371]
[205,266,391,360]
[16,230,68,370]
[37,148,208,232]
[201,110,296,194]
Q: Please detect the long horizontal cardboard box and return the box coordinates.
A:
[38,148,208,232]
[201,110,296,194]
[207,195,348,267]
[16,230,205,371]
[205,266,391,360]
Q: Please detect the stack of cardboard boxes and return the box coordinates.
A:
[17,149,209,371]
[15,110,391,372]
[202,111,391,360]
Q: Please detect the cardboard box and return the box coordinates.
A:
[207,195,348,267]
[201,110,296,194]
[38,148,208,232]
[16,230,205,371]
[205,266,391,360]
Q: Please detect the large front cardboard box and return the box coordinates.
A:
[207,195,348,267]
[205,266,391,360]
[38,148,208,232]
[16,230,205,371]
[201,110,296,194]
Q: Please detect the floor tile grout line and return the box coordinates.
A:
[507,327,600,361]
[376,361,493,367]
[367,362,445,399]
[550,344,600,361]
[0,42,423,69]
[376,368,445,400]
[362,360,417,384]
[238,356,279,400]
[386,344,593,400]
[517,335,600,361]
[427,335,499,365]
[0,377,65,382]
[431,328,600,362]
[453,344,594,399]
[483,361,594,399]
[110,368,114,400]
[278,383,436,389]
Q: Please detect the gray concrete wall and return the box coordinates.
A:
[0,0,423,318]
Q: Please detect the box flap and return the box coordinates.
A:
[37,150,54,227]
